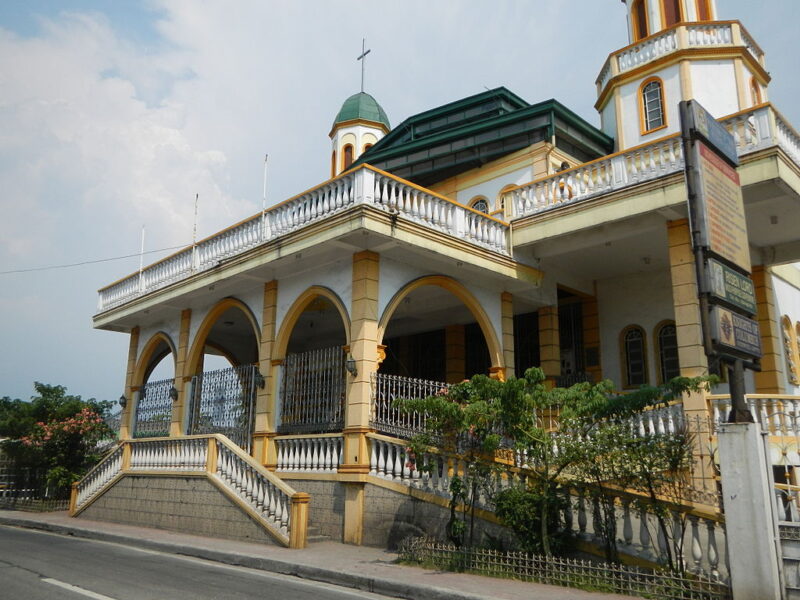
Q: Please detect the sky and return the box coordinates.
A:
[0,0,798,404]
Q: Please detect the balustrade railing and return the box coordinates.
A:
[71,435,308,548]
[508,104,791,219]
[776,484,800,524]
[370,373,449,439]
[371,172,509,255]
[275,435,343,473]
[597,22,762,92]
[631,402,685,437]
[709,394,800,436]
[97,166,511,313]
[133,378,174,438]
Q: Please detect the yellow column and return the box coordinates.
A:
[668,220,713,489]
[538,305,560,382]
[170,309,192,437]
[582,295,602,382]
[501,292,515,380]
[119,326,140,440]
[342,251,379,545]
[751,266,785,394]
[445,325,466,383]
[255,281,279,466]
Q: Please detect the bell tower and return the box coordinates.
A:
[596,0,769,151]
[329,92,390,178]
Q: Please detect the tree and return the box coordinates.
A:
[0,383,115,489]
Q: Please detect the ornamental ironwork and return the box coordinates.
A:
[188,364,258,452]
[278,346,345,434]
[133,378,174,438]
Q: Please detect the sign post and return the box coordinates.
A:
[680,100,760,423]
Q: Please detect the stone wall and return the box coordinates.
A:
[79,475,279,545]
[295,479,345,541]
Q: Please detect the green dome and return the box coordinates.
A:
[333,92,390,130]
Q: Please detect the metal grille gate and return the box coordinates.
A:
[133,378,173,438]
[188,365,258,452]
[279,346,346,434]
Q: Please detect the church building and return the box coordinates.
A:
[74,0,800,578]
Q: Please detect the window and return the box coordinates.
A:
[655,321,680,384]
[331,151,336,177]
[363,143,373,153]
[640,78,666,134]
[696,0,712,21]
[632,0,649,41]
[469,197,489,213]
[750,77,762,106]
[782,316,800,385]
[662,0,682,27]
[621,325,648,387]
[342,144,354,171]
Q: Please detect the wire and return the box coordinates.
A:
[0,244,190,275]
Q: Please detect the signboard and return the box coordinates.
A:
[710,306,762,358]
[684,100,739,166]
[694,142,751,273]
[707,258,757,314]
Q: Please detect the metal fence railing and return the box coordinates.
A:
[279,347,345,434]
[400,538,730,600]
[370,373,448,439]
[134,378,174,438]
[0,464,70,512]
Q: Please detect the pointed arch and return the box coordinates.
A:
[186,297,260,377]
[273,286,351,360]
[378,275,504,371]
[133,331,178,388]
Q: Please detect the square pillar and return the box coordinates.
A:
[501,292,515,380]
[342,251,380,475]
[170,309,192,437]
[668,220,713,489]
[752,266,785,394]
[538,305,560,380]
[119,326,140,440]
[582,294,602,382]
[255,280,278,465]
[445,325,466,384]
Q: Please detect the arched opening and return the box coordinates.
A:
[696,0,712,21]
[640,77,666,134]
[275,289,350,434]
[662,0,682,27]
[342,144,354,171]
[632,0,649,41]
[186,299,261,450]
[469,196,489,214]
[750,77,762,106]
[621,325,648,388]
[373,277,502,437]
[655,320,679,384]
[132,332,177,438]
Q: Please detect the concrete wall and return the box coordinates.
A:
[297,479,345,541]
[79,475,279,545]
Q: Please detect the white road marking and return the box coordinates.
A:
[41,578,118,600]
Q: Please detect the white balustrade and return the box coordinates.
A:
[710,395,800,437]
[215,440,291,537]
[128,437,208,471]
[275,436,343,473]
[616,29,679,72]
[631,403,685,437]
[371,173,509,255]
[686,23,732,48]
[75,445,124,509]
[775,110,800,166]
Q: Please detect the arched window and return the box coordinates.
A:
[621,325,648,388]
[782,316,800,385]
[662,0,683,27]
[363,143,373,153]
[342,144,354,171]
[655,321,680,384]
[750,77,762,106]
[696,0,712,21]
[632,0,649,41]
[331,151,337,177]
[640,78,666,134]
[469,197,489,213]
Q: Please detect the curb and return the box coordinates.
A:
[0,515,491,600]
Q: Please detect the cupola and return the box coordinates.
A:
[329,92,390,177]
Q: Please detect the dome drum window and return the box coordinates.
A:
[641,78,666,134]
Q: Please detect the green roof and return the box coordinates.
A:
[353,87,614,187]
[333,92,390,129]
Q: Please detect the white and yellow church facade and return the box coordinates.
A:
[73,0,800,567]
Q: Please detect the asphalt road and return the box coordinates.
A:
[0,525,400,600]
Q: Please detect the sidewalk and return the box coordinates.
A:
[0,510,639,600]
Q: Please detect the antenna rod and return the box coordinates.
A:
[192,193,199,247]
[138,225,145,274]
[262,154,269,240]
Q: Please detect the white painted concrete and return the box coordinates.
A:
[718,422,783,600]
[772,270,800,394]
[690,60,740,119]
[619,63,681,148]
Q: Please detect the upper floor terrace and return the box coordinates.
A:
[95,103,800,318]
